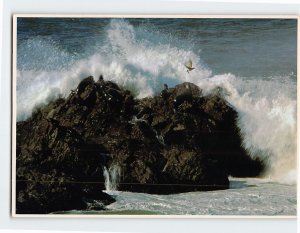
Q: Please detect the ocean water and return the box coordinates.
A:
[16,18,297,215]
[59,178,296,216]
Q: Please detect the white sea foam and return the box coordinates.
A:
[76,178,297,216]
[17,19,297,184]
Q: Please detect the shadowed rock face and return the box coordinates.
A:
[16,76,264,213]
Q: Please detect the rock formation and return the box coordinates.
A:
[16,76,264,213]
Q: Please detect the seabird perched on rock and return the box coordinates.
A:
[185,60,195,73]
[97,74,105,88]
[160,84,170,100]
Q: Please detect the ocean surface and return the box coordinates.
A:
[17,18,297,215]
[55,178,296,216]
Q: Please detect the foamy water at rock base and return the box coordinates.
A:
[59,178,295,216]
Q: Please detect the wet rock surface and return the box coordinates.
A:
[16,76,264,213]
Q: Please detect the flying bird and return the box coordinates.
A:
[185,60,195,73]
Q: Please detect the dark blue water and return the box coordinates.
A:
[17,18,297,77]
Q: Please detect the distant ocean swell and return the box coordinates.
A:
[16,19,297,184]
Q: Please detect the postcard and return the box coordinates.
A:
[12,15,297,217]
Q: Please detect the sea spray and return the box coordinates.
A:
[103,164,121,191]
[16,20,212,122]
[195,74,297,184]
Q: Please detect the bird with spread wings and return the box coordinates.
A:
[185,60,195,73]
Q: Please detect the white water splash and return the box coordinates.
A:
[193,74,297,184]
[103,165,121,191]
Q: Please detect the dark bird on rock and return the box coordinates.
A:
[160,84,170,100]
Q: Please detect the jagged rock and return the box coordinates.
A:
[16,76,264,213]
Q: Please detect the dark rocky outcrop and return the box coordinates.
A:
[16,76,264,213]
